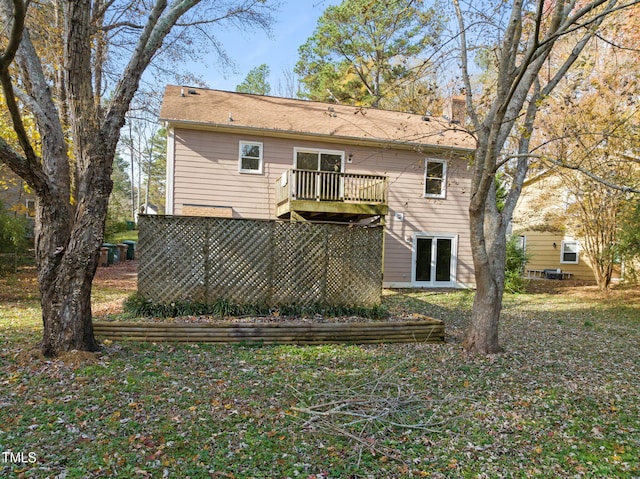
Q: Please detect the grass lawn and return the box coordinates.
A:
[104,230,139,244]
[1,266,639,478]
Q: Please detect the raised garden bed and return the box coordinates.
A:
[93,316,444,345]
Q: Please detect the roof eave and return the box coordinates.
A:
[160,117,476,156]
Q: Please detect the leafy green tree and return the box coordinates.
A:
[107,155,132,224]
[504,235,528,294]
[142,128,167,213]
[0,198,26,253]
[236,64,271,95]
[295,0,443,109]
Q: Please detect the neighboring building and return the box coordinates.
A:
[0,163,35,233]
[142,203,159,215]
[0,164,35,251]
[512,169,612,282]
[0,163,33,215]
[159,85,476,288]
[134,203,160,225]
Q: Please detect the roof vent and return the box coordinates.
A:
[187,89,198,95]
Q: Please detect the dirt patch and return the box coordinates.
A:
[94,260,138,292]
[13,347,101,370]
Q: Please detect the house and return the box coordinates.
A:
[159,85,476,288]
[512,169,616,282]
[0,163,35,235]
[0,163,34,217]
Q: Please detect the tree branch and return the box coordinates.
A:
[0,0,44,188]
[546,157,640,193]
[0,136,47,193]
[452,0,480,130]
[0,0,24,64]
[502,81,542,226]
[103,0,198,137]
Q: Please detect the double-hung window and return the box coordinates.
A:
[561,240,579,264]
[424,159,447,198]
[239,141,263,174]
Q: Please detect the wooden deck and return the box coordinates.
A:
[275,169,388,221]
[93,319,445,345]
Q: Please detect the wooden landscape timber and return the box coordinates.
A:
[93,319,445,345]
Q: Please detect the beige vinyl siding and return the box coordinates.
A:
[512,173,617,283]
[367,150,473,287]
[170,128,474,287]
[172,129,285,219]
[516,230,596,282]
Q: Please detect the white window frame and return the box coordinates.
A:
[423,159,447,199]
[293,147,345,172]
[560,240,579,264]
[293,148,345,200]
[411,232,458,287]
[238,141,263,174]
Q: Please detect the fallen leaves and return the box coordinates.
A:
[1,283,639,477]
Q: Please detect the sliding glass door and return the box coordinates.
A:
[294,149,344,200]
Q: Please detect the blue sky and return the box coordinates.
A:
[192,0,340,93]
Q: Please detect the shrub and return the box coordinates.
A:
[0,201,28,253]
[504,235,529,294]
[123,293,388,319]
[104,220,129,240]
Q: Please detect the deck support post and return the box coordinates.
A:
[290,211,307,222]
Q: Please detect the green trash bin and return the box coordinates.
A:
[122,240,136,260]
[102,243,118,264]
[126,221,136,231]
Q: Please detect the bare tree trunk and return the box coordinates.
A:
[592,253,615,290]
[450,0,633,354]
[465,264,503,353]
[464,172,507,354]
[36,151,112,355]
[39,240,100,355]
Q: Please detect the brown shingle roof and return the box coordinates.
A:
[159,85,475,152]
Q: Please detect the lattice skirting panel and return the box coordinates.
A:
[138,215,383,307]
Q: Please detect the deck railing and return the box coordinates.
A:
[276,169,388,206]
